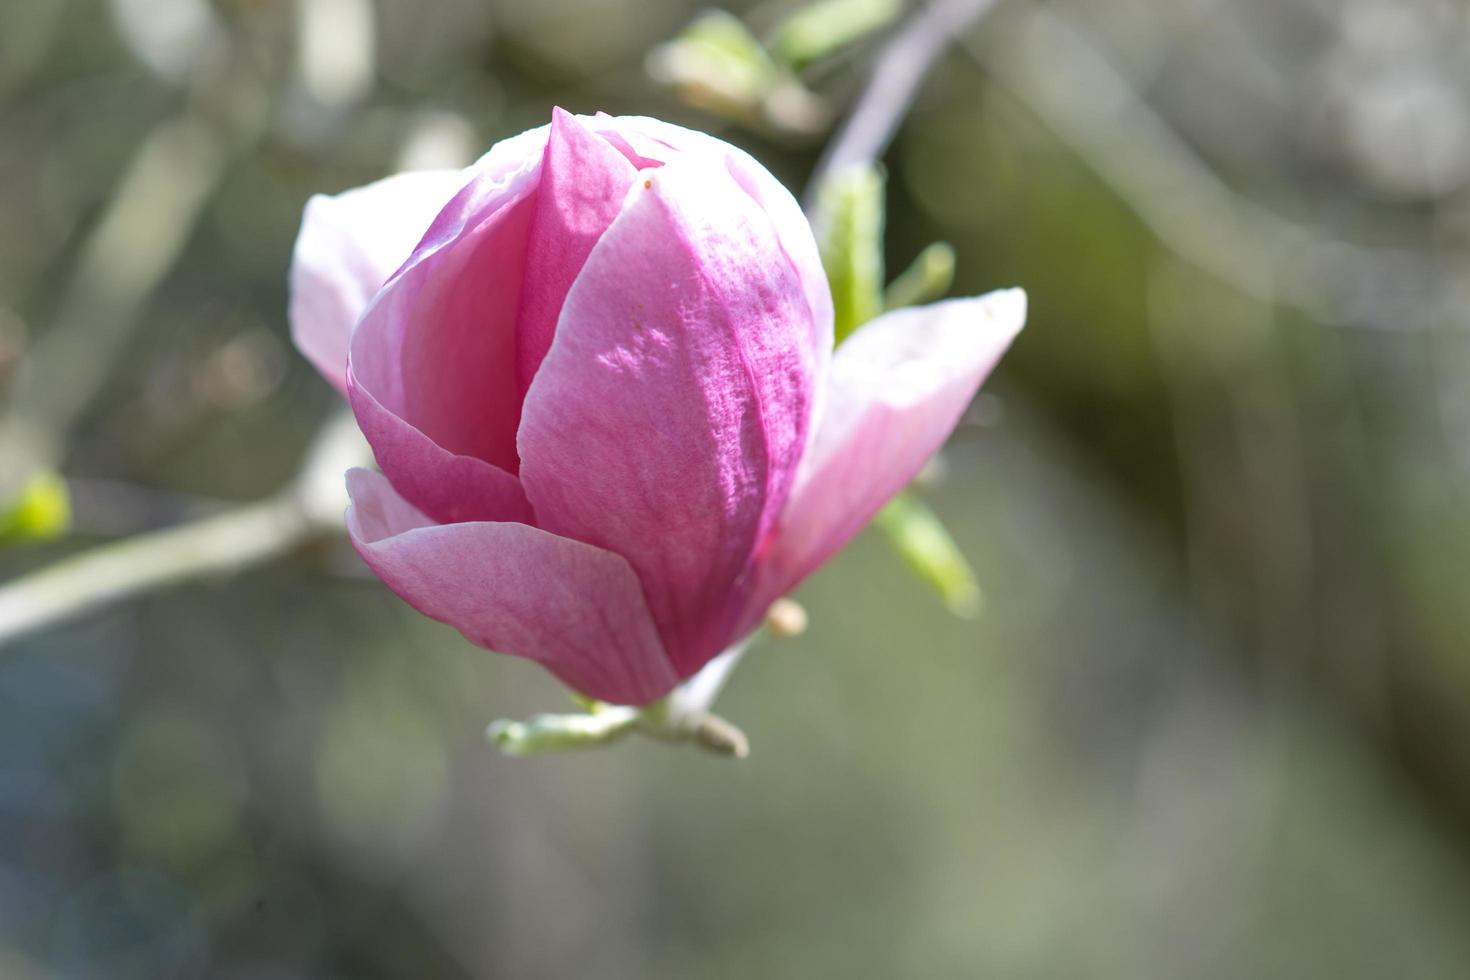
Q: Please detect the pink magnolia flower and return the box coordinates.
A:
[290,109,1024,706]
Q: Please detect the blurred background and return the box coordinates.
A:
[4,0,1470,976]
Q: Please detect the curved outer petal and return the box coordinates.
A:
[517,157,820,678]
[289,170,468,394]
[346,468,678,706]
[346,147,544,525]
[740,289,1027,630]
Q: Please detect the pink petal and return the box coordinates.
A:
[347,154,543,523]
[744,289,1027,627]
[514,108,639,392]
[346,468,678,706]
[592,111,675,168]
[289,170,469,394]
[517,157,820,678]
[722,150,834,365]
[607,116,834,366]
[346,379,533,524]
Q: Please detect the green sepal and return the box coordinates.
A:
[873,490,983,618]
[885,241,956,311]
[815,163,886,345]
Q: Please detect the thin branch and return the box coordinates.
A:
[1,48,268,505]
[807,0,1003,209]
[969,6,1458,332]
[0,411,368,647]
[0,497,311,641]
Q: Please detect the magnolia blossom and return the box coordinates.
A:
[289,109,1024,706]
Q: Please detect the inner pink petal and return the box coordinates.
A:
[594,117,675,169]
[514,109,640,393]
[395,187,536,476]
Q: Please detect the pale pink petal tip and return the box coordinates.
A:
[742,287,1027,625]
[288,170,468,394]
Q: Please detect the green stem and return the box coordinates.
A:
[487,705,643,756]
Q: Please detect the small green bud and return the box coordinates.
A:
[770,0,903,70]
[0,470,70,546]
[647,11,781,121]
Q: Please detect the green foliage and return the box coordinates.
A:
[885,241,956,310]
[0,469,70,546]
[815,163,887,344]
[770,0,903,69]
[646,11,781,121]
[813,166,980,616]
[872,489,983,618]
[650,2,902,133]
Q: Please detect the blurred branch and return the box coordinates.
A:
[3,109,261,478]
[0,412,369,646]
[16,118,230,440]
[1,37,268,514]
[62,478,235,537]
[0,1,66,104]
[806,0,1002,208]
[0,497,309,642]
[0,35,277,627]
[970,6,1456,332]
